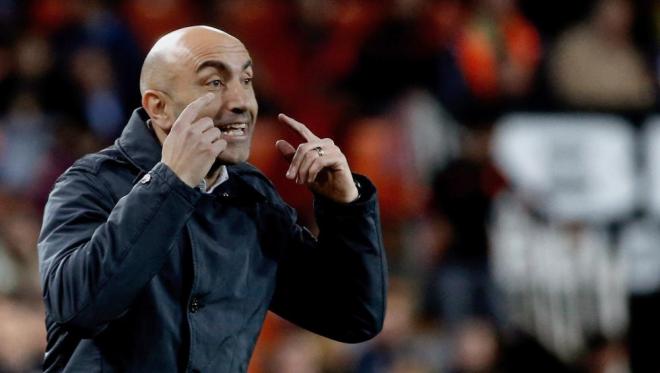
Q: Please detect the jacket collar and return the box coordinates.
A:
[116,108,162,173]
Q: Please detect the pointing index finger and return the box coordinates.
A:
[175,93,215,127]
[278,113,320,142]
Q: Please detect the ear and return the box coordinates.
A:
[142,90,174,132]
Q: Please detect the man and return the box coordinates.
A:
[38,26,387,372]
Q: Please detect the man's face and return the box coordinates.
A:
[167,34,258,165]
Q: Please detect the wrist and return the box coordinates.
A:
[332,181,361,204]
[312,175,376,216]
[344,184,360,203]
[162,161,197,188]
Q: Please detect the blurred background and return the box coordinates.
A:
[0,0,659,372]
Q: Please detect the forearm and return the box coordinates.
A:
[39,162,199,335]
[271,174,387,342]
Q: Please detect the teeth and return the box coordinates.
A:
[222,128,245,136]
[219,123,246,136]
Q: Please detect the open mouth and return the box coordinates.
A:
[218,122,247,137]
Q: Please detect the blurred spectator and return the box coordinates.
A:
[344,0,432,115]
[343,115,423,226]
[0,91,53,192]
[0,203,41,301]
[451,318,501,373]
[122,0,199,51]
[296,0,384,87]
[426,117,506,327]
[10,32,82,120]
[343,90,460,271]
[0,34,49,114]
[0,298,45,372]
[356,277,446,373]
[49,0,142,115]
[549,0,655,111]
[0,31,88,134]
[69,47,125,140]
[0,199,45,371]
[343,89,459,229]
[30,0,75,34]
[14,35,52,106]
[265,330,324,373]
[423,0,473,117]
[454,0,542,107]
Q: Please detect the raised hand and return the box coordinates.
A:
[161,93,227,187]
[275,114,359,203]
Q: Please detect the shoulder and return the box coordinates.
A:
[65,145,129,175]
[52,145,135,203]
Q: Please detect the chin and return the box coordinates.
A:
[217,150,249,165]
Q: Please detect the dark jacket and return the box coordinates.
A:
[38,108,387,372]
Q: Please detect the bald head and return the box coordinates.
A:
[139,26,245,95]
[139,25,257,165]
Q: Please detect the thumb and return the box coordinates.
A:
[275,140,296,163]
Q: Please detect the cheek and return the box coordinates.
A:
[167,101,187,126]
[202,99,223,116]
[248,91,258,114]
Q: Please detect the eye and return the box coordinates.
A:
[243,77,253,85]
[207,79,223,88]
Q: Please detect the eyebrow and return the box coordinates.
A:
[196,59,252,73]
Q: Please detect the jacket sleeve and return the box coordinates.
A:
[269,174,387,343]
[38,162,200,337]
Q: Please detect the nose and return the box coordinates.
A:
[223,79,248,114]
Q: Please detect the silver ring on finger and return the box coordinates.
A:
[313,146,324,157]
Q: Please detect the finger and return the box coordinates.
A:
[212,139,228,155]
[297,148,321,184]
[306,155,334,183]
[206,139,228,160]
[193,117,215,134]
[202,127,222,143]
[288,142,319,180]
[305,147,342,183]
[275,139,296,163]
[173,93,215,130]
[278,113,320,142]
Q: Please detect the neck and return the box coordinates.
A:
[153,123,168,146]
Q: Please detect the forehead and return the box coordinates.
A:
[181,35,251,72]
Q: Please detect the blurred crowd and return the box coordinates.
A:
[0,0,659,372]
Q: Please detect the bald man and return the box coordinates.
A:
[38,26,386,372]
